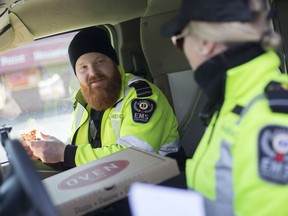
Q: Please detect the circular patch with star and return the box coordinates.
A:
[258,125,288,184]
[131,99,156,123]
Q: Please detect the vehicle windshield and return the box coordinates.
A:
[0,32,79,162]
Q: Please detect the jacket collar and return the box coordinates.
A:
[194,43,265,107]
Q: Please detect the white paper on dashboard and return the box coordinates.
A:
[128,182,206,216]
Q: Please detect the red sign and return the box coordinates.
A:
[58,160,130,190]
[5,68,40,90]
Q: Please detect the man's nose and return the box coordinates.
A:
[89,65,101,76]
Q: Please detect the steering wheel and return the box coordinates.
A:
[0,139,59,216]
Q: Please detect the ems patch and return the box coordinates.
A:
[258,125,288,184]
[131,99,156,123]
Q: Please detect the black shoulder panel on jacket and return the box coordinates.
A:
[265,81,288,113]
[129,80,152,97]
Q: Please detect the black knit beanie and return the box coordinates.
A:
[68,27,119,74]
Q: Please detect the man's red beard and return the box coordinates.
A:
[80,68,122,111]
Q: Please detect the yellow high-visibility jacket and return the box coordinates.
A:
[186,46,288,216]
[64,66,179,167]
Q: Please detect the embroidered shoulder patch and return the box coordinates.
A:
[131,99,156,123]
[258,125,288,184]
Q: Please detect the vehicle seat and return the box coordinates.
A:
[140,4,207,162]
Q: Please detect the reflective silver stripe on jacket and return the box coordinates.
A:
[112,75,147,139]
[75,104,86,129]
[205,140,234,216]
[116,135,155,152]
[117,136,179,155]
[205,94,267,215]
[112,86,132,139]
[158,139,180,156]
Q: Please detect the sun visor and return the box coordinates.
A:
[0,5,13,50]
[0,6,33,54]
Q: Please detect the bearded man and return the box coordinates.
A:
[23,27,180,170]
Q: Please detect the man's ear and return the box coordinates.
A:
[199,40,216,56]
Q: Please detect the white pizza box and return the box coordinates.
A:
[42,147,180,216]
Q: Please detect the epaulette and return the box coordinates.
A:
[129,80,152,97]
[264,81,288,113]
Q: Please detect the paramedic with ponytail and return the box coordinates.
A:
[161,0,288,215]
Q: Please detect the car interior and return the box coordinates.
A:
[0,0,287,215]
